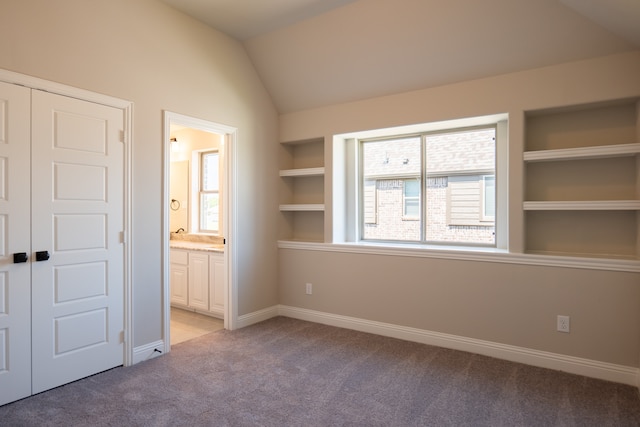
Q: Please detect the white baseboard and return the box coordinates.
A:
[236,305,280,329]
[277,305,639,387]
[132,340,165,365]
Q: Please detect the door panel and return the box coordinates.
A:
[0,82,31,406]
[188,253,209,311]
[30,90,124,394]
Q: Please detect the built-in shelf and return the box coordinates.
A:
[523,200,640,211]
[279,137,326,242]
[523,98,639,260]
[279,204,325,212]
[279,167,325,177]
[523,143,640,162]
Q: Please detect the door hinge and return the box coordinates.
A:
[119,130,125,143]
[119,330,125,344]
[120,231,126,244]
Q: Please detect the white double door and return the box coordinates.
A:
[0,81,125,406]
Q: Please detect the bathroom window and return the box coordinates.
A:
[199,151,219,233]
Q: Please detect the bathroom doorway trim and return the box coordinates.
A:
[162,111,238,353]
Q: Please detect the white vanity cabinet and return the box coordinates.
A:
[188,252,210,311]
[170,249,189,306]
[209,253,225,316]
[170,248,225,318]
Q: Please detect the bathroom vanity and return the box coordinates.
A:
[169,240,225,318]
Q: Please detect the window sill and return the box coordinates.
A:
[277,240,640,273]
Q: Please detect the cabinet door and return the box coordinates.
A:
[209,254,225,315]
[170,263,189,307]
[188,252,209,311]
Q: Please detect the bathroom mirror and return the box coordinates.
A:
[169,160,189,232]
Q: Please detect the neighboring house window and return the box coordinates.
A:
[403,179,420,219]
[360,127,496,245]
[482,175,495,221]
[199,151,219,233]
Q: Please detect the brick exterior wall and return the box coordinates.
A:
[363,177,495,242]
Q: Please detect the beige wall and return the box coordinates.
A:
[0,0,280,346]
[278,51,640,367]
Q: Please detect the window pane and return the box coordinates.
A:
[425,128,495,245]
[362,137,421,241]
[484,175,495,218]
[202,152,219,191]
[200,193,219,232]
[403,179,420,217]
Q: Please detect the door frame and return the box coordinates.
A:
[162,111,238,352]
[0,68,134,366]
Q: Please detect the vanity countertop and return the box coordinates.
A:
[169,240,224,253]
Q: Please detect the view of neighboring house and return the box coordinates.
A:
[363,127,495,244]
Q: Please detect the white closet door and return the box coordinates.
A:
[30,90,125,394]
[0,82,32,406]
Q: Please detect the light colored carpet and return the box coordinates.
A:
[1,316,639,426]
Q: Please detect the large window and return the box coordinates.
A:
[199,151,219,233]
[360,127,496,246]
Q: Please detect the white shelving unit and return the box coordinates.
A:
[279,137,325,242]
[523,99,640,260]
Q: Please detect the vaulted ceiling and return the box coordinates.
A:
[160,0,640,113]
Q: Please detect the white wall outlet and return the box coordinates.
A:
[557,315,570,333]
[305,283,312,295]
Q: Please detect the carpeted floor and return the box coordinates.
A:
[2,316,640,426]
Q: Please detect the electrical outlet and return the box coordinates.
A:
[306,283,312,295]
[557,315,570,333]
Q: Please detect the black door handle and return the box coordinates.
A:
[35,251,50,261]
[13,252,28,263]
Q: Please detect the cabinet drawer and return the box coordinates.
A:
[170,249,188,265]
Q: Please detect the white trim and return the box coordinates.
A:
[0,69,135,367]
[132,340,165,365]
[123,104,134,367]
[277,240,640,272]
[162,112,239,353]
[0,69,130,109]
[277,305,639,386]
[236,305,280,329]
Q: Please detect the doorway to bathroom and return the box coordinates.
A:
[162,111,237,352]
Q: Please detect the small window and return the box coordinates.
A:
[199,151,219,233]
[482,175,495,221]
[403,179,420,219]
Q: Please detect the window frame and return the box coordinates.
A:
[358,124,497,247]
[198,150,220,234]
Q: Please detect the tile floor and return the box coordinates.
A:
[170,307,224,346]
